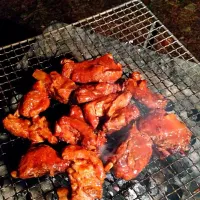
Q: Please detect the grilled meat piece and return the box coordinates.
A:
[75,82,121,104]
[57,188,69,200]
[33,69,77,104]
[19,81,50,117]
[124,72,167,109]
[3,112,57,144]
[103,104,140,134]
[3,111,30,139]
[61,53,122,83]
[55,116,97,151]
[137,109,192,158]
[83,91,132,129]
[29,116,57,144]
[11,145,69,179]
[105,125,152,180]
[69,105,84,121]
[83,93,118,129]
[48,71,77,104]
[62,145,105,200]
[107,91,132,117]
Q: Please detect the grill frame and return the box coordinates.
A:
[0,0,200,199]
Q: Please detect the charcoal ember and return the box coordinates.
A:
[165,184,183,200]
[0,165,8,177]
[147,177,159,196]
[122,188,137,199]
[117,179,127,188]
[0,132,10,143]
[113,194,126,200]
[9,94,23,111]
[40,179,53,193]
[52,174,69,188]
[29,185,43,199]
[1,185,15,199]
[45,191,58,200]
[165,100,175,112]
[188,109,200,122]
[130,181,146,196]
[107,185,118,197]
[106,173,115,183]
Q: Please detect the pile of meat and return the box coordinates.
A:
[3,54,192,200]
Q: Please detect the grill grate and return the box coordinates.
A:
[0,0,200,199]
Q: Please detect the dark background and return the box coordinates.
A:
[0,0,199,60]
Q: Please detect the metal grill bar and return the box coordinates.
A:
[0,0,200,199]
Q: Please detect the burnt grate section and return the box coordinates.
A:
[0,0,200,199]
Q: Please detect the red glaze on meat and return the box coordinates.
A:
[124,72,167,109]
[105,125,152,180]
[61,54,122,83]
[83,93,118,129]
[107,91,132,117]
[137,109,192,158]
[3,111,30,139]
[49,71,77,104]
[75,82,121,103]
[3,111,57,144]
[62,145,105,200]
[11,145,69,179]
[55,116,97,151]
[103,104,140,134]
[33,69,77,104]
[29,116,57,144]
[19,81,50,117]
[69,105,84,121]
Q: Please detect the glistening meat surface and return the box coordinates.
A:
[105,125,152,180]
[103,104,140,134]
[19,81,50,117]
[75,82,121,103]
[124,72,168,109]
[138,109,192,158]
[61,53,122,83]
[62,145,105,200]
[11,145,69,179]
[55,116,98,151]
[3,111,57,144]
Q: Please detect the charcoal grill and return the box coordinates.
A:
[0,0,200,199]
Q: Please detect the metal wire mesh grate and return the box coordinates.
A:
[0,0,200,199]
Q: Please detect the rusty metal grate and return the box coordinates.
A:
[0,0,200,199]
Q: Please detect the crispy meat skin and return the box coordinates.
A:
[137,109,192,158]
[69,105,84,121]
[103,104,140,134]
[11,145,69,179]
[3,112,57,144]
[33,69,77,104]
[124,72,167,109]
[75,83,121,103]
[105,125,152,180]
[55,116,97,151]
[62,145,105,200]
[19,81,50,117]
[61,54,122,83]
[83,93,118,129]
